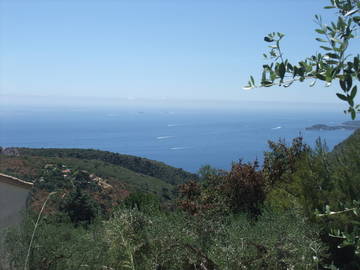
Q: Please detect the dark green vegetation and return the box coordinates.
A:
[0,147,197,200]
[245,0,360,119]
[3,147,197,185]
[1,129,359,269]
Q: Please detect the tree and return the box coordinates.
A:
[60,187,99,226]
[123,191,161,214]
[245,0,360,119]
[197,164,219,181]
[263,136,309,188]
[178,161,265,217]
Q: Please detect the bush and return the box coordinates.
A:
[263,136,309,189]
[178,161,265,217]
[209,210,323,269]
[292,139,360,268]
[59,187,100,226]
[4,213,106,270]
[224,161,265,216]
[123,191,161,214]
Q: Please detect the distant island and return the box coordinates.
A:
[306,120,360,131]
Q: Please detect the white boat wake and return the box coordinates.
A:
[157,136,174,140]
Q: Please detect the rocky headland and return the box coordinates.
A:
[306,120,360,131]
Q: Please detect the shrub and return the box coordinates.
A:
[293,139,360,268]
[4,213,106,270]
[223,161,265,216]
[59,187,100,226]
[263,136,309,189]
[123,191,161,214]
[178,161,265,217]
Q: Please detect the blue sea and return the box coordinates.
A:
[0,105,354,173]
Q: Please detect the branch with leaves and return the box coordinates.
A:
[316,201,360,256]
[245,0,360,119]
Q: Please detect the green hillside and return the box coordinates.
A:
[1,147,198,185]
[0,147,198,200]
[1,155,172,195]
[332,128,360,156]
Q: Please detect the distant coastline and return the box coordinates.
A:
[306,120,360,131]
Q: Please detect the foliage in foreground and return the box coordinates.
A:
[261,132,360,269]
[2,129,360,269]
[2,207,322,270]
[245,0,360,119]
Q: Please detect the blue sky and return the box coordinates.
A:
[0,0,357,108]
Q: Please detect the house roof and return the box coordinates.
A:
[0,173,33,190]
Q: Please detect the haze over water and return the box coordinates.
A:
[0,103,353,172]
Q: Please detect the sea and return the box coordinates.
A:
[0,104,355,173]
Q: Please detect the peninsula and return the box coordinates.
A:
[306,120,360,131]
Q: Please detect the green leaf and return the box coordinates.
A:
[264,36,274,42]
[287,63,293,71]
[270,70,276,81]
[326,60,339,65]
[336,93,348,101]
[349,99,354,107]
[261,70,266,83]
[316,38,327,42]
[326,53,340,59]
[350,86,357,99]
[250,76,255,86]
[316,74,326,81]
[315,29,326,34]
[354,56,359,71]
[293,66,298,78]
[345,74,353,91]
[278,63,286,80]
[351,108,356,120]
[338,16,345,28]
[340,79,347,91]
[320,46,332,51]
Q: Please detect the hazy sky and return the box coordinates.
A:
[0,0,358,107]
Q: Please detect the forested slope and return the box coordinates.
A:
[0,147,198,185]
[0,147,199,201]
